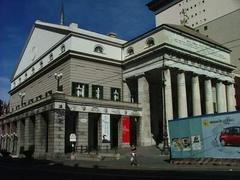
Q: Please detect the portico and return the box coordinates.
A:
[123,49,235,145]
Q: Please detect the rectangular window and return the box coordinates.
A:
[111,87,121,101]
[45,90,52,98]
[204,26,208,31]
[92,85,103,99]
[72,82,89,97]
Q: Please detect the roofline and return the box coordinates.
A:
[35,21,126,44]
[147,0,182,14]
[9,50,122,95]
[11,20,127,81]
[10,24,36,80]
[11,31,125,83]
[124,24,231,53]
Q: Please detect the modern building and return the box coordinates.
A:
[0,2,236,159]
[147,0,240,109]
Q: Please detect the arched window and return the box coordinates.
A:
[61,44,65,53]
[49,53,53,61]
[40,61,43,68]
[94,45,104,53]
[127,47,134,56]
[146,37,155,47]
[32,67,35,74]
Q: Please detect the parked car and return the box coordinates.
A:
[219,126,240,146]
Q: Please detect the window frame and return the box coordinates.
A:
[72,82,89,98]
[92,84,103,100]
[111,87,121,101]
[126,47,134,56]
[94,45,104,54]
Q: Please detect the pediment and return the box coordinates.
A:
[12,24,66,79]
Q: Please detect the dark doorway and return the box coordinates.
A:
[110,115,120,148]
[42,112,49,153]
[65,111,77,153]
[88,113,100,151]
[130,117,137,146]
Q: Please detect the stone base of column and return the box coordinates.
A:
[76,112,88,147]
[138,138,154,146]
[48,110,65,154]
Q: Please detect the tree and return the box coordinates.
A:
[0,99,9,116]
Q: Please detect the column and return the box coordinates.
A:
[9,123,13,153]
[34,113,47,156]
[76,112,88,148]
[0,125,2,150]
[138,75,152,146]
[226,83,236,112]
[123,80,131,102]
[205,78,214,114]
[192,74,202,116]
[16,120,24,156]
[177,70,188,118]
[48,109,65,154]
[216,81,227,113]
[164,68,173,121]
[4,124,9,151]
[24,117,30,151]
[25,117,34,151]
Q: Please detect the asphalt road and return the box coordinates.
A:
[0,158,240,180]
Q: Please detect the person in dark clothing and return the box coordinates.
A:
[130,145,138,166]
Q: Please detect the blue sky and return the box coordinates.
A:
[0,0,155,101]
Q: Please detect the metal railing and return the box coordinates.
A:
[75,145,118,154]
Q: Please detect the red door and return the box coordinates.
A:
[122,116,130,144]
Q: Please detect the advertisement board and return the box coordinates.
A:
[169,111,240,159]
[101,114,110,143]
[201,113,240,158]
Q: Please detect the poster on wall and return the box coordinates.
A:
[101,114,110,143]
[171,137,191,151]
[201,113,240,158]
[122,115,130,144]
[191,135,202,150]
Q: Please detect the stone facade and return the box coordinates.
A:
[0,8,237,159]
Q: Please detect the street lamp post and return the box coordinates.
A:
[161,57,169,154]
[54,73,63,92]
[18,92,26,107]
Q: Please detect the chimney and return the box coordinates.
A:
[69,23,78,29]
[107,32,117,38]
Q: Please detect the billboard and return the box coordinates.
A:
[169,111,240,159]
[101,114,110,143]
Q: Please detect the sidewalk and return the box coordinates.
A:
[52,146,240,172]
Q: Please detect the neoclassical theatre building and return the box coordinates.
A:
[0,6,236,158]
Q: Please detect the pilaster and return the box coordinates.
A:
[138,75,152,146]
[123,80,131,102]
[48,109,65,154]
[76,112,88,147]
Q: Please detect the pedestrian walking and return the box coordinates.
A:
[130,145,138,166]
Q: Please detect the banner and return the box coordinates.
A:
[169,111,240,159]
[122,115,130,144]
[101,114,110,143]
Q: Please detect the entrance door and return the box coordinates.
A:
[130,117,137,146]
[88,113,99,151]
[110,115,120,148]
